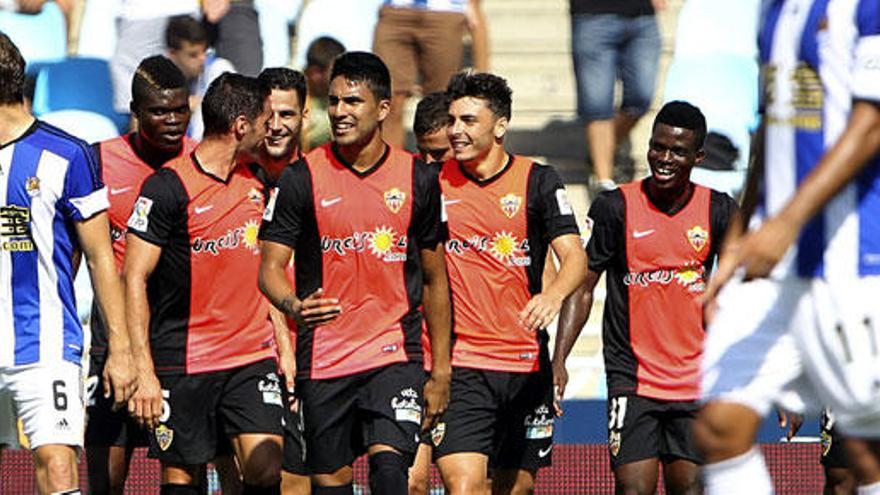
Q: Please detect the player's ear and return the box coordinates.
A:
[377,98,391,124]
[493,116,508,141]
[233,114,250,139]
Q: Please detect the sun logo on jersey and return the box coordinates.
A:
[384,188,406,214]
[490,231,518,262]
[500,193,522,218]
[686,226,708,252]
[370,226,397,256]
[243,219,261,252]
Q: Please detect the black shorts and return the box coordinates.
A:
[298,362,423,474]
[606,394,702,469]
[432,365,555,471]
[821,409,850,469]
[281,381,308,475]
[148,358,284,465]
[85,354,150,448]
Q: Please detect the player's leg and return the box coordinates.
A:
[607,396,661,495]
[12,362,86,494]
[697,277,812,494]
[616,13,660,145]
[408,440,433,495]
[280,388,310,495]
[844,440,880,492]
[821,410,855,495]
[361,363,424,495]
[214,452,244,494]
[434,368,497,495]
[372,6,418,148]
[86,445,135,495]
[492,468,537,495]
[662,460,700,495]
[659,401,702,495]
[222,359,285,493]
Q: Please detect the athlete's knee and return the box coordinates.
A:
[408,467,429,495]
[443,474,489,495]
[239,441,283,486]
[665,474,702,495]
[694,402,760,461]
[368,451,408,495]
[614,475,656,495]
[37,449,78,491]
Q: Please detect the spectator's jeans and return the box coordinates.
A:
[571,13,660,122]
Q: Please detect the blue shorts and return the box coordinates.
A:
[571,13,660,121]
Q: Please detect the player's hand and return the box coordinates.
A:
[103,349,138,409]
[551,358,568,417]
[289,288,342,328]
[735,217,799,280]
[129,371,163,430]
[777,407,804,441]
[519,292,564,332]
[422,369,451,429]
[202,0,230,23]
[277,350,297,412]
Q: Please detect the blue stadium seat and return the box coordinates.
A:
[30,57,130,133]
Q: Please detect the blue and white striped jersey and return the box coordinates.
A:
[0,120,108,367]
[759,0,880,279]
[384,0,467,13]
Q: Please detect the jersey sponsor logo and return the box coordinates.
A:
[258,372,283,407]
[555,188,573,216]
[524,404,554,439]
[446,233,531,266]
[500,193,523,218]
[622,265,706,293]
[633,229,656,239]
[109,186,132,196]
[320,226,408,262]
[538,446,553,458]
[191,219,261,256]
[155,424,174,451]
[431,421,446,447]
[384,188,406,214]
[127,196,153,232]
[765,63,823,130]
[25,176,40,197]
[391,387,421,424]
[320,196,342,208]
[264,188,279,221]
[194,205,214,215]
[686,225,709,252]
[0,205,34,252]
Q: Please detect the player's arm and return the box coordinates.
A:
[552,269,600,415]
[123,234,164,428]
[420,242,452,425]
[75,212,137,407]
[268,303,297,408]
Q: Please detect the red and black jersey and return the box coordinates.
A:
[440,155,580,373]
[587,180,738,401]
[259,144,445,380]
[89,134,195,358]
[127,153,275,375]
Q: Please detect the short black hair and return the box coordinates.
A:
[654,100,707,149]
[306,36,345,70]
[165,15,208,50]
[329,51,391,101]
[0,32,26,105]
[413,92,450,138]
[446,71,512,121]
[258,67,307,107]
[131,55,188,108]
[202,73,270,137]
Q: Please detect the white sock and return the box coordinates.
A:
[858,481,880,494]
[703,447,773,495]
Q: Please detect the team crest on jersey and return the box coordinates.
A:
[384,188,406,213]
[155,425,174,451]
[247,187,264,207]
[609,431,621,457]
[821,429,833,457]
[500,193,522,218]
[431,422,446,447]
[686,225,708,252]
[25,177,40,197]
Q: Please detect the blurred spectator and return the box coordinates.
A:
[302,35,344,151]
[165,14,235,140]
[202,0,262,76]
[291,0,383,69]
[373,0,488,147]
[109,0,199,114]
[255,0,301,68]
[77,0,121,60]
[0,0,69,64]
[570,0,664,196]
[663,0,762,198]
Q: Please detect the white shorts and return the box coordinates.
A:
[0,361,86,450]
[701,275,880,438]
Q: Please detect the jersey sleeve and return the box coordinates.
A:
[530,163,580,240]
[411,158,447,249]
[60,141,108,221]
[709,190,740,255]
[259,159,314,248]
[586,189,625,274]
[126,168,186,246]
[854,0,880,103]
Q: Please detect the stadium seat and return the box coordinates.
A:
[30,57,130,133]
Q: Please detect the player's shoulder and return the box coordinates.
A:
[27,120,96,163]
[588,188,625,220]
[706,187,739,212]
